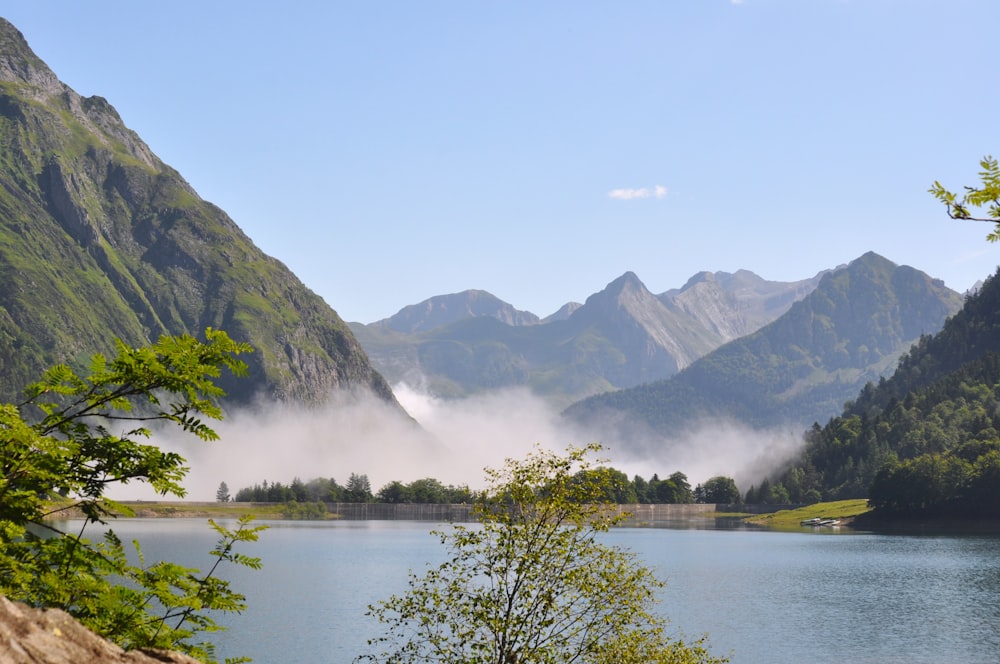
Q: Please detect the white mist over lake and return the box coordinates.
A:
[112,383,806,501]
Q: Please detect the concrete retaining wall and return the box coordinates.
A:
[257,502,797,523]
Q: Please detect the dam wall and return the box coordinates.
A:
[244,502,798,523]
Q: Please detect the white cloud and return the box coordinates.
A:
[109,381,801,502]
[115,385,586,501]
[608,185,668,201]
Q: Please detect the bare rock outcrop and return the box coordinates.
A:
[0,596,200,664]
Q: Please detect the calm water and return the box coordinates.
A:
[74,519,1000,663]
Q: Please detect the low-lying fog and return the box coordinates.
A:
[113,383,806,502]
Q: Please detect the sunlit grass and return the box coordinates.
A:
[745,499,871,530]
[45,500,308,520]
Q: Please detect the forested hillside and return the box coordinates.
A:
[765,266,1000,511]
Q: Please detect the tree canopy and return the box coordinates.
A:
[360,444,727,664]
[694,476,742,504]
[0,328,263,662]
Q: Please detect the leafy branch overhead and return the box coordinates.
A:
[0,328,263,663]
[930,155,1000,241]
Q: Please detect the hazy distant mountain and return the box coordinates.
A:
[542,302,582,323]
[0,18,400,409]
[564,252,964,438]
[350,268,824,404]
[661,268,825,339]
[373,290,540,333]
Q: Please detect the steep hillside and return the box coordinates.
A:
[0,19,398,408]
[564,253,963,436]
[351,269,822,404]
[769,265,1000,503]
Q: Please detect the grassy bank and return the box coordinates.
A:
[122,502,298,519]
[744,499,871,530]
[49,500,875,528]
[46,501,321,520]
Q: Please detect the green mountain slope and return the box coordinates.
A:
[564,253,963,435]
[0,18,398,408]
[771,265,1000,503]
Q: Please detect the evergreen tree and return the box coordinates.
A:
[346,473,373,503]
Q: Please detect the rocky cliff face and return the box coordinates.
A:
[566,271,717,383]
[0,18,400,410]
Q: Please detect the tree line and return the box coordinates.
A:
[226,470,746,505]
[232,473,383,503]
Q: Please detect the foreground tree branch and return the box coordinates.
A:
[930,155,1000,241]
[0,328,264,663]
[360,444,728,664]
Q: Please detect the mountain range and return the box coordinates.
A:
[0,18,398,409]
[352,250,962,446]
[0,14,975,491]
[564,252,964,439]
[350,268,826,405]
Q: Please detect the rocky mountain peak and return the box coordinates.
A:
[610,270,645,290]
[565,254,964,437]
[678,271,717,291]
[0,19,62,96]
[588,271,652,306]
[543,301,582,323]
[579,273,667,327]
[0,19,158,169]
[850,250,895,272]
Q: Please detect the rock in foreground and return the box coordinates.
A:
[0,596,200,663]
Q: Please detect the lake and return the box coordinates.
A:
[76,519,1000,663]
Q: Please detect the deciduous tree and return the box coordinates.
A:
[0,329,263,662]
[930,156,1000,241]
[694,476,742,504]
[361,444,727,664]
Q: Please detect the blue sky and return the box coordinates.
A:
[5,2,999,323]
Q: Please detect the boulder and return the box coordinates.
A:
[0,596,200,663]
